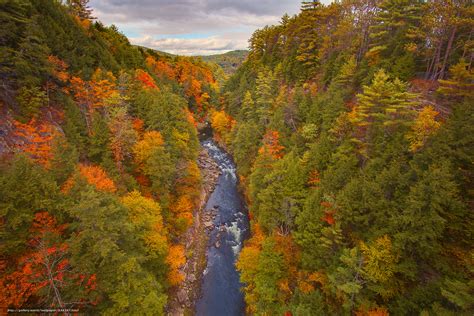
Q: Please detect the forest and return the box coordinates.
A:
[0,0,473,315]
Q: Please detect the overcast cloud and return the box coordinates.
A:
[89,0,329,55]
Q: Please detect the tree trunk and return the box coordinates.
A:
[430,41,443,81]
[438,25,457,80]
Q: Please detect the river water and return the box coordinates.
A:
[195,139,249,316]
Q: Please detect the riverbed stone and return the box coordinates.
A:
[177,289,187,304]
[188,274,197,282]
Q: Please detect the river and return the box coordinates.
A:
[195,139,249,316]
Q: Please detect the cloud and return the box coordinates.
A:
[88,0,331,55]
[132,33,249,56]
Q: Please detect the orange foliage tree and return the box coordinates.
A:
[78,164,116,192]
[297,270,328,295]
[107,108,137,173]
[407,105,441,152]
[320,199,336,226]
[308,169,321,189]
[90,69,118,109]
[69,69,118,132]
[273,234,301,301]
[146,56,176,80]
[135,69,158,90]
[355,306,390,316]
[63,164,116,193]
[171,161,201,229]
[259,130,285,160]
[70,70,118,111]
[166,245,186,286]
[13,119,56,167]
[47,55,69,94]
[132,130,166,196]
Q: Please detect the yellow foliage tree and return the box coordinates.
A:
[360,235,398,284]
[210,110,235,145]
[407,106,441,152]
[236,223,266,314]
[121,191,168,256]
[132,131,165,170]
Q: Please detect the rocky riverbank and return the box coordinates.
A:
[167,145,221,315]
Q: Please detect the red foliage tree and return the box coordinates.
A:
[320,201,336,225]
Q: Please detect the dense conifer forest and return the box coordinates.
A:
[0,0,473,315]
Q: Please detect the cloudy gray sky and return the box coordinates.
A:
[89,0,330,56]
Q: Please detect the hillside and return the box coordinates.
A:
[211,1,474,315]
[0,0,220,313]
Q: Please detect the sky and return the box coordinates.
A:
[89,0,331,56]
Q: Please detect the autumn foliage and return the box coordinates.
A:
[146,56,218,115]
[69,70,118,111]
[132,131,165,171]
[166,245,186,286]
[47,55,70,92]
[135,69,158,90]
[258,130,285,159]
[78,164,116,192]
[0,212,93,309]
[0,1,221,314]
[63,164,116,193]
[13,119,56,167]
[210,109,235,145]
[407,105,441,152]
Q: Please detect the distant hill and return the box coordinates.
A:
[132,48,247,76]
[200,50,248,75]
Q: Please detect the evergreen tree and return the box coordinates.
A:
[254,238,286,314]
[256,151,306,234]
[240,90,256,121]
[14,16,51,87]
[438,58,474,99]
[0,155,60,254]
[231,121,261,177]
[255,69,275,125]
[301,0,321,12]
[356,70,416,125]
[0,0,31,99]
[67,0,94,20]
[367,0,423,77]
[66,186,167,314]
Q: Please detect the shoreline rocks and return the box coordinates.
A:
[167,144,220,315]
